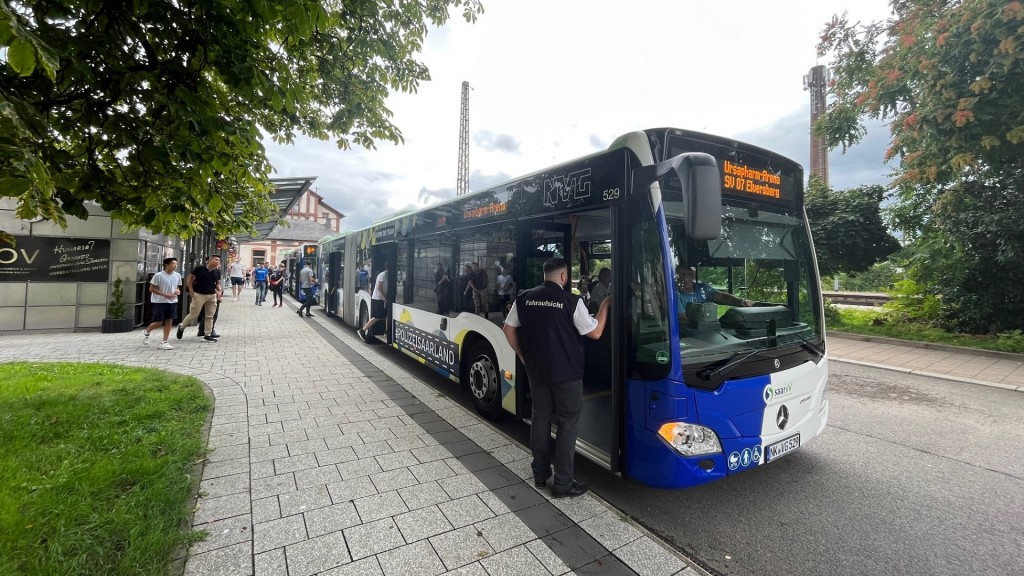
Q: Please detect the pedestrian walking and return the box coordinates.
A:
[358,261,389,341]
[227,258,245,300]
[253,263,269,305]
[176,255,223,342]
[296,261,318,317]
[502,257,611,498]
[142,257,182,350]
[269,263,287,307]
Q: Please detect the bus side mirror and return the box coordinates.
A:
[633,152,722,240]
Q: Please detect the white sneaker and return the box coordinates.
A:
[159,342,173,350]
[143,332,151,345]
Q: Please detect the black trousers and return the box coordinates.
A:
[529,377,583,490]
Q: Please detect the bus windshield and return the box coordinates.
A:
[666,204,823,366]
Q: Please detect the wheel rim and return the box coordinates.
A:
[468,354,498,403]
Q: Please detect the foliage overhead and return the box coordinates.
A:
[817,0,1024,205]
[817,0,1024,333]
[0,0,483,245]
[804,178,901,277]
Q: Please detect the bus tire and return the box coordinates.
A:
[466,342,503,420]
[358,304,368,334]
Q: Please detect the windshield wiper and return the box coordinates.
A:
[699,346,769,381]
[784,332,824,358]
[697,333,822,382]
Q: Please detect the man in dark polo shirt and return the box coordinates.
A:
[177,254,223,342]
[502,257,610,498]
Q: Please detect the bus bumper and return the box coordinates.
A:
[625,358,829,489]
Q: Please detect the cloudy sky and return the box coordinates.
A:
[265,0,896,230]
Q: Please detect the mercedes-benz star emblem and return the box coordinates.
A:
[776,405,790,430]
[773,359,781,369]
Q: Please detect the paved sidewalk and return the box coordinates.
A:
[0,297,703,576]
[828,333,1024,392]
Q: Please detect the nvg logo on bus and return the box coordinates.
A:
[763,382,793,403]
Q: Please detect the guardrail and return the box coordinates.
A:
[821,291,890,306]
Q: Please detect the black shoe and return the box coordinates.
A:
[208,332,220,338]
[305,314,314,318]
[552,480,588,498]
[203,336,218,342]
[297,310,303,317]
[196,333,204,337]
[534,477,549,488]
[176,324,184,340]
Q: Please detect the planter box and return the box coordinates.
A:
[101,317,134,333]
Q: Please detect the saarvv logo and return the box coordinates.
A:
[763,382,793,403]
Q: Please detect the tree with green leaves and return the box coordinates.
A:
[0,0,483,246]
[805,178,901,278]
[817,0,1024,332]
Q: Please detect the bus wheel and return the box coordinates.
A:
[466,342,503,420]
[358,305,368,334]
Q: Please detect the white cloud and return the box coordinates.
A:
[264,0,895,230]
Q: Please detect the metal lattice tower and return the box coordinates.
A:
[456,81,470,196]
[803,65,829,186]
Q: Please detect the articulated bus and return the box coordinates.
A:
[319,128,828,488]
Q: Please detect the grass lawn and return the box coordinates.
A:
[827,307,1024,354]
[0,362,211,576]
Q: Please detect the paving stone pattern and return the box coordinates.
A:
[0,297,703,576]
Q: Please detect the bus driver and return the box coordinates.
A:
[676,265,752,309]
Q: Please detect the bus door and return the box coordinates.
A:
[326,250,343,316]
[574,207,620,471]
[368,243,397,343]
[513,221,571,421]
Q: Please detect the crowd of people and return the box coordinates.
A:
[143,257,306,350]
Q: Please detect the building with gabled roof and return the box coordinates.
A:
[236,187,344,268]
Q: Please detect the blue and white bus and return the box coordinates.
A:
[320,128,828,488]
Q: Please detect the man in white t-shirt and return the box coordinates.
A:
[358,261,389,342]
[228,258,245,300]
[496,267,514,318]
[143,257,183,350]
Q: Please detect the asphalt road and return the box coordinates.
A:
[369,334,1024,576]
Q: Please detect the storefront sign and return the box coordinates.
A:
[0,236,111,282]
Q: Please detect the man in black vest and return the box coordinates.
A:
[502,257,610,498]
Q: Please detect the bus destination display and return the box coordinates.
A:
[722,160,782,200]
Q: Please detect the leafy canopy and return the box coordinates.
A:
[0,0,483,245]
[804,178,901,277]
[817,0,1024,202]
[817,0,1024,332]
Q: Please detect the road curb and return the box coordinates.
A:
[828,331,1024,362]
[831,357,1024,393]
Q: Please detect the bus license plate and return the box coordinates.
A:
[766,434,800,462]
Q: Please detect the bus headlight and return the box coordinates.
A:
[657,423,722,456]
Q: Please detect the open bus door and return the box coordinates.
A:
[368,243,397,344]
[512,214,624,474]
[326,250,342,316]
[513,220,571,424]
